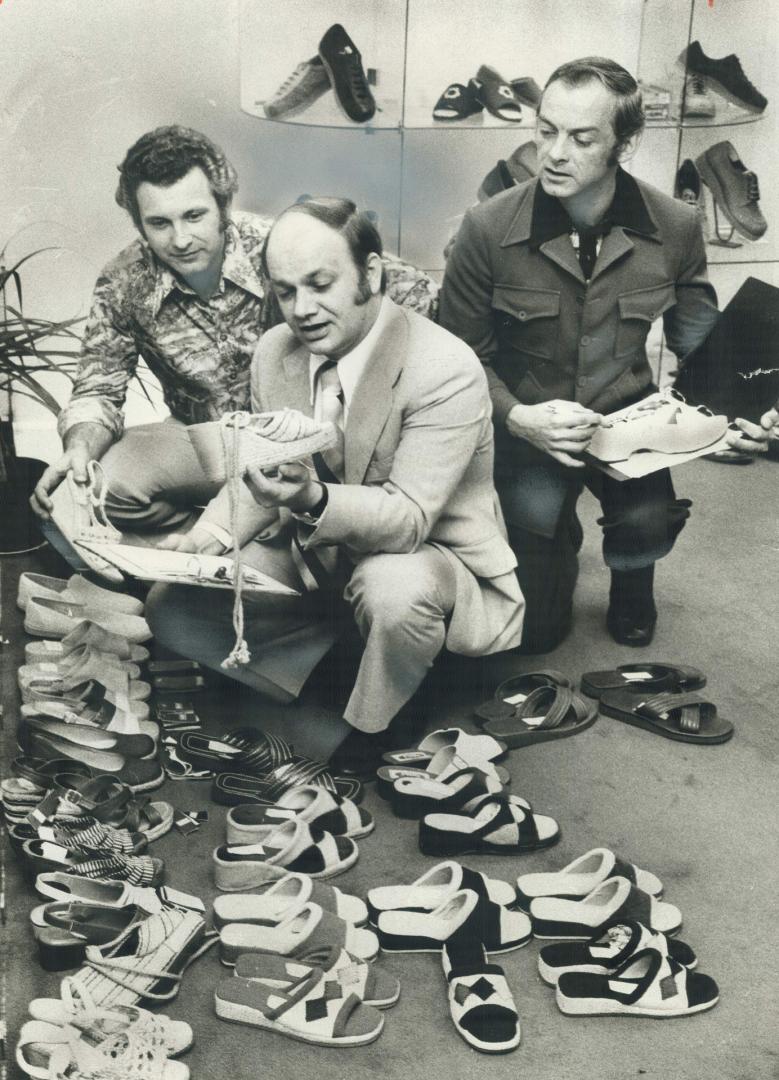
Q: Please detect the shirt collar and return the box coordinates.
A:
[309,295,392,410]
[148,219,264,314]
[528,166,658,249]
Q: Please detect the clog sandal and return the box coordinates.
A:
[212,761,362,806]
[235,950,399,1009]
[442,941,520,1053]
[474,669,572,725]
[22,839,164,888]
[516,847,663,909]
[33,902,148,971]
[212,872,367,928]
[25,622,150,664]
[381,728,508,768]
[599,690,733,744]
[213,818,358,889]
[219,900,379,964]
[68,907,217,1008]
[34,872,164,913]
[29,976,193,1056]
[480,684,598,748]
[367,861,515,924]
[15,1019,189,1080]
[226,784,372,843]
[530,876,682,940]
[376,888,532,954]
[537,919,697,986]
[214,967,384,1046]
[419,793,560,857]
[555,947,719,1017]
[580,663,706,700]
[388,765,504,820]
[377,746,510,801]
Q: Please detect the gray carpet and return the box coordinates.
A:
[2,453,778,1080]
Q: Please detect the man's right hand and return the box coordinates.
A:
[156,525,226,556]
[30,444,92,520]
[505,399,603,468]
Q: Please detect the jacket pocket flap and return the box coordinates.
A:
[493,285,560,322]
[618,282,676,322]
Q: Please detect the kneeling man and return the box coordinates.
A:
[146,198,524,775]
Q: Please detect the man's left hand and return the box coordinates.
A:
[725,409,779,454]
[244,461,323,513]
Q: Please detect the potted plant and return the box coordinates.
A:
[0,244,85,552]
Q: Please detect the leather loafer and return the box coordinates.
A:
[329,728,387,782]
[606,608,657,648]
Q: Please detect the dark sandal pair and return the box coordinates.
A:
[475,671,597,747]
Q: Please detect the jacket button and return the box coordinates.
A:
[580,335,591,346]
[517,310,528,320]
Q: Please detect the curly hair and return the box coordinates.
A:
[115,126,238,231]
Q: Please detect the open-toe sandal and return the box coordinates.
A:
[212,871,367,928]
[419,793,560,856]
[443,940,520,1053]
[213,818,358,889]
[226,784,372,843]
[538,919,697,985]
[530,876,682,940]
[367,860,515,922]
[219,899,378,964]
[516,847,663,909]
[381,728,507,768]
[376,888,531,954]
[599,690,733,744]
[580,663,706,700]
[474,670,572,726]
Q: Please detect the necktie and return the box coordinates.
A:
[316,361,345,480]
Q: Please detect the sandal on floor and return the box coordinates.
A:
[33,902,148,971]
[10,817,147,859]
[599,690,733,744]
[34,872,164,914]
[21,679,151,723]
[214,967,384,1046]
[419,793,560,857]
[367,861,516,923]
[213,818,358,889]
[17,729,164,793]
[219,900,379,964]
[28,976,194,1056]
[235,950,398,1009]
[515,847,663,909]
[530,876,682,940]
[479,684,597,748]
[388,765,505,820]
[381,728,508,768]
[15,1019,189,1080]
[68,907,217,1008]
[226,785,372,843]
[212,872,367,928]
[442,941,520,1053]
[23,674,151,705]
[22,839,164,888]
[172,727,296,775]
[25,623,150,664]
[376,888,532,954]
[377,748,510,802]
[28,776,171,843]
[580,663,706,700]
[555,947,718,1017]
[538,919,697,985]
[474,670,572,725]
[211,761,363,806]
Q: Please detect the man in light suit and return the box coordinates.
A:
[146,197,523,776]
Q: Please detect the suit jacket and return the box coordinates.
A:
[439,169,719,437]
[202,298,523,656]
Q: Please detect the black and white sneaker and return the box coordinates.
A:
[318,23,376,123]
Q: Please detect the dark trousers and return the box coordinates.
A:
[496,458,691,653]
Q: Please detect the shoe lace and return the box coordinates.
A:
[340,47,372,104]
[273,62,307,97]
[688,74,707,96]
[746,172,761,203]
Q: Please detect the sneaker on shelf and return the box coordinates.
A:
[318,23,376,123]
[262,56,331,119]
[695,141,767,241]
[681,40,767,112]
[682,74,715,118]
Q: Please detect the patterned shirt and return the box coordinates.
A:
[58,211,439,441]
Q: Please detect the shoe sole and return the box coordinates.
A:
[377,931,532,955]
[214,995,383,1045]
[555,990,718,1017]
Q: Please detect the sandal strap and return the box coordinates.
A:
[516,685,574,729]
[263,759,338,800]
[467,794,540,846]
[635,691,712,733]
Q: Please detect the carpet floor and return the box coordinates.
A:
[2,452,777,1080]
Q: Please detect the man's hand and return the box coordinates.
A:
[243,461,323,513]
[725,408,779,454]
[156,525,227,555]
[506,399,603,468]
[30,444,92,520]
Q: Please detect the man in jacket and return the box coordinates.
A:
[146,197,523,776]
[439,57,719,651]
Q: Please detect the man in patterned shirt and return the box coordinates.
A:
[30,126,438,556]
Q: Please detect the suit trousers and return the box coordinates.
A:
[145,531,458,734]
[496,456,691,653]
